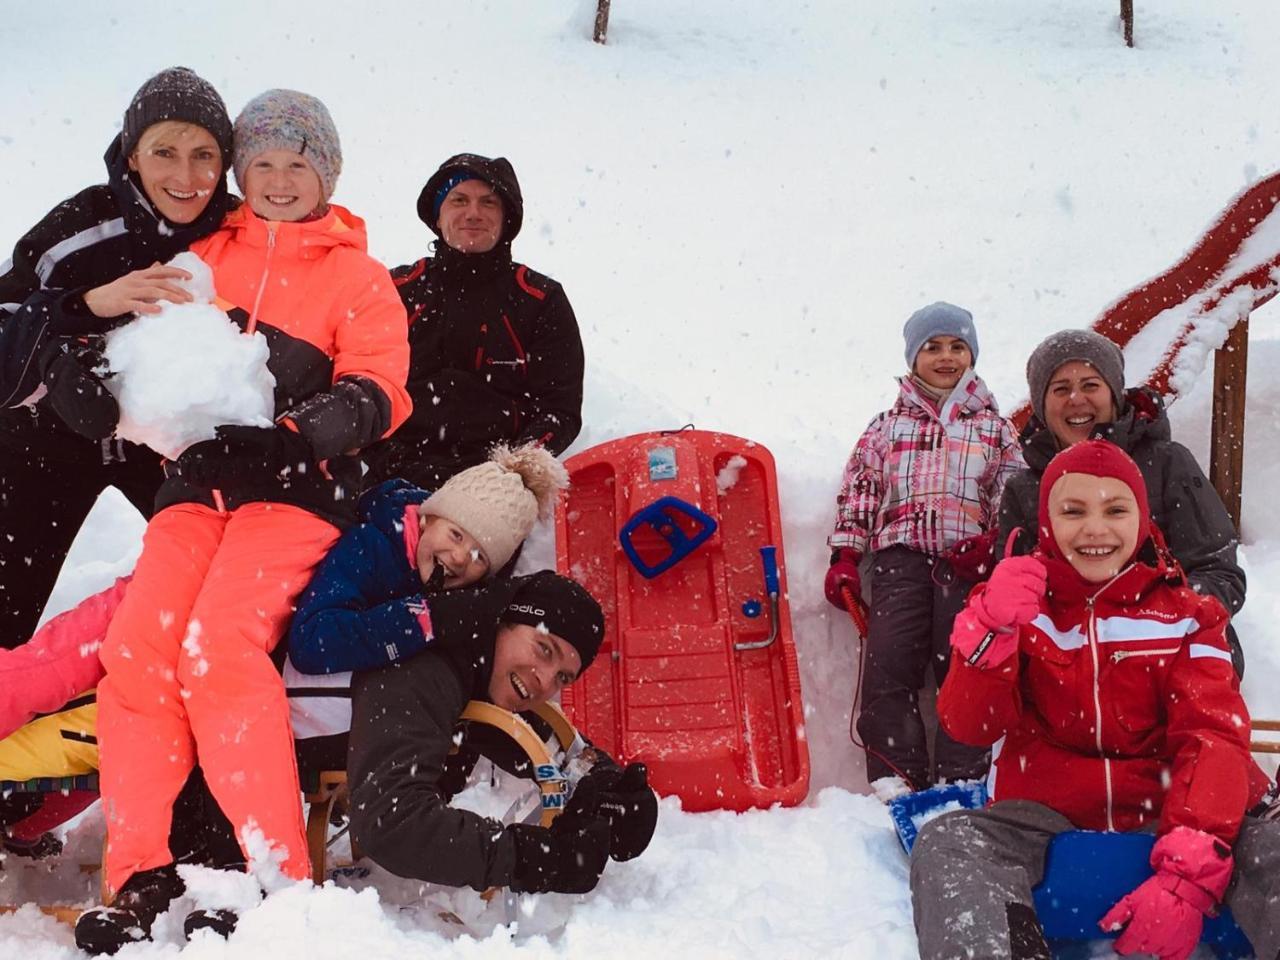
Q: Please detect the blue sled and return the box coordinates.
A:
[891,784,1254,959]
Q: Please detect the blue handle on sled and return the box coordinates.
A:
[760,546,779,596]
[619,496,717,579]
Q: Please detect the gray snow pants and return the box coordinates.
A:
[857,545,988,787]
[910,799,1280,960]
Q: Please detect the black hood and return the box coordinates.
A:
[416,153,524,245]
[103,133,234,259]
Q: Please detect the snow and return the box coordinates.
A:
[3,1,1280,957]
[104,253,275,460]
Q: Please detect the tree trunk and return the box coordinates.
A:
[594,0,611,44]
[1120,0,1135,48]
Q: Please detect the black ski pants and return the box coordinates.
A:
[857,545,988,787]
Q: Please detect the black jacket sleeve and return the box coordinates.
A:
[1158,442,1246,614]
[0,196,124,408]
[511,285,583,455]
[347,651,519,891]
[997,469,1038,557]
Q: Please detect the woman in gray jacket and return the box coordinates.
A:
[999,329,1246,674]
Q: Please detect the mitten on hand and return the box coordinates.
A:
[1099,827,1233,960]
[971,556,1046,632]
[565,762,658,861]
[947,529,997,583]
[176,424,314,489]
[823,549,863,611]
[41,337,119,440]
[508,816,611,895]
[949,556,1046,670]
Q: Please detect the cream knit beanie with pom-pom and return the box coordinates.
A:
[420,444,569,571]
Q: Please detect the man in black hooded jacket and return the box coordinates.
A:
[362,154,584,490]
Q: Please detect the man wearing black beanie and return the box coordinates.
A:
[346,570,658,895]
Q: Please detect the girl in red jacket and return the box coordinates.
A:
[912,440,1278,960]
[75,89,411,955]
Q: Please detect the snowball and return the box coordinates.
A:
[103,253,275,459]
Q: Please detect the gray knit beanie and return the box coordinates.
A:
[121,67,233,166]
[232,89,342,204]
[421,444,569,572]
[1026,329,1126,424]
[903,301,979,368]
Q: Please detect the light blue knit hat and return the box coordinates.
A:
[903,301,979,368]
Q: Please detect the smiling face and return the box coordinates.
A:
[416,513,489,588]
[1048,472,1142,582]
[1043,361,1117,447]
[437,179,504,253]
[913,335,973,391]
[487,622,583,711]
[128,122,222,224]
[241,149,323,222]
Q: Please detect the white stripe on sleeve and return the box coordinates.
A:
[34,218,128,285]
[1188,643,1233,663]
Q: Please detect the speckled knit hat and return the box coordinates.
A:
[420,444,569,571]
[232,89,342,203]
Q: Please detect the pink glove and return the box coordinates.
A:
[947,530,997,582]
[949,556,1046,670]
[824,549,862,611]
[971,556,1046,632]
[1100,827,1234,960]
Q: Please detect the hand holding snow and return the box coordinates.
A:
[103,252,276,460]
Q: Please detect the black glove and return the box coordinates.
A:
[41,337,119,440]
[564,762,658,862]
[175,424,314,489]
[508,816,610,894]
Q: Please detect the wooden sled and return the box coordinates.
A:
[303,700,584,883]
[0,773,102,924]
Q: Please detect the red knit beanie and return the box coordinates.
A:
[1038,439,1150,562]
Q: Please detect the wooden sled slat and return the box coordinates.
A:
[1252,718,1280,755]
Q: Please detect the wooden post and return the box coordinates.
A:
[1120,0,1134,47]
[1209,315,1248,532]
[594,0,611,44]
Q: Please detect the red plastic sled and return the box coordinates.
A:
[555,429,810,812]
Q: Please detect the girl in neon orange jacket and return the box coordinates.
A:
[76,89,411,955]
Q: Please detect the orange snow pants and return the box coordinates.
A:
[96,502,339,896]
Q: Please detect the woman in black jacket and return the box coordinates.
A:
[0,67,234,644]
[999,329,1247,672]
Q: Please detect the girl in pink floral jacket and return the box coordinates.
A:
[824,302,1022,791]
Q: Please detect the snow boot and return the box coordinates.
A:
[184,908,240,940]
[74,864,184,955]
[1,831,63,860]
